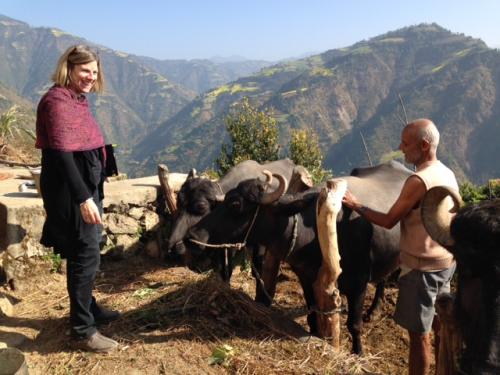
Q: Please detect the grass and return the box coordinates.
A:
[1,256,405,374]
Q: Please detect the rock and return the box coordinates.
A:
[128,207,144,220]
[0,331,26,347]
[143,211,159,232]
[114,234,140,256]
[103,213,139,235]
[0,293,13,317]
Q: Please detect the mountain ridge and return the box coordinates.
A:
[131,23,499,183]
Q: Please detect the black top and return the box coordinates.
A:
[40,148,105,256]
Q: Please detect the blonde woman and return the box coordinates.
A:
[36,45,119,352]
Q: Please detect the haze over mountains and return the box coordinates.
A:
[0,14,270,153]
[1,14,499,183]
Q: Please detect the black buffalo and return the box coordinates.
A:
[422,187,500,374]
[185,161,412,354]
[168,159,312,279]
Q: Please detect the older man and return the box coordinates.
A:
[342,119,459,375]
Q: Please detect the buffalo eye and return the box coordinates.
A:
[191,200,210,215]
[228,199,242,214]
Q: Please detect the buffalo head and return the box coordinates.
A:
[167,175,224,257]
[183,172,288,272]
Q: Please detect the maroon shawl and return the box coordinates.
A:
[35,85,104,152]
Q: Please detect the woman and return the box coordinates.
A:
[36,45,119,352]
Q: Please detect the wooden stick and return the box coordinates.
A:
[435,293,462,375]
[157,164,177,214]
[313,179,347,349]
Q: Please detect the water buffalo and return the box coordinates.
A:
[422,187,500,374]
[185,161,413,354]
[168,158,312,279]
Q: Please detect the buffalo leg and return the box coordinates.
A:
[296,272,319,336]
[217,249,233,283]
[363,280,385,322]
[254,250,280,306]
[344,286,367,354]
[251,244,266,280]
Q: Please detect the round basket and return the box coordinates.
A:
[0,347,28,375]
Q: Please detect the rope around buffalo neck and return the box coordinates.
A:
[188,205,260,250]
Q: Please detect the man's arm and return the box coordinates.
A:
[342,176,426,229]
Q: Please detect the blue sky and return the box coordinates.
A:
[1,0,499,61]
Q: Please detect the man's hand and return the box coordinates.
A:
[80,198,102,224]
[342,190,362,211]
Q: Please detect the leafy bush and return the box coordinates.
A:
[216,97,279,175]
[216,97,330,182]
[459,181,500,205]
[42,252,63,273]
[289,128,331,184]
[1,106,20,141]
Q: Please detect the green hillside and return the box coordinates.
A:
[132,24,500,183]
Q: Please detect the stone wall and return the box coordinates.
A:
[0,169,187,288]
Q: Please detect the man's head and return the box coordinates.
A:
[399,118,439,166]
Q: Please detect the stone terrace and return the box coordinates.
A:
[0,166,187,288]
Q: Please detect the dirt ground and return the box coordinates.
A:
[0,253,429,375]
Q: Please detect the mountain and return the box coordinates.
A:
[0,81,33,114]
[132,56,272,94]
[0,15,196,154]
[132,24,500,183]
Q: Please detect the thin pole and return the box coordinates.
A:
[359,131,373,166]
[398,93,408,125]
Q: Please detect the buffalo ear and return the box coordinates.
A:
[188,168,197,179]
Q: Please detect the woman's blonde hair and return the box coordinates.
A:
[52,45,104,93]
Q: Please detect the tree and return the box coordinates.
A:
[216,97,279,175]
[289,128,331,184]
[460,181,500,205]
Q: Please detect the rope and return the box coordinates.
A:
[251,262,284,308]
[309,305,345,316]
[188,238,246,249]
[188,205,260,250]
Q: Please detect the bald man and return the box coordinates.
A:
[343,119,459,375]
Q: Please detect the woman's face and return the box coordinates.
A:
[69,60,98,94]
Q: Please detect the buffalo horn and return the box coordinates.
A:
[421,186,463,248]
[187,168,197,179]
[261,169,273,186]
[261,172,288,204]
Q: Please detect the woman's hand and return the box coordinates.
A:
[80,198,102,224]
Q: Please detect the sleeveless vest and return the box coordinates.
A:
[399,160,459,271]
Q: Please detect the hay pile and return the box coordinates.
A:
[3,256,383,374]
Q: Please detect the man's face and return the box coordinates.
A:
[399,127,423,165]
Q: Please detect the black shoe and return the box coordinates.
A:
[94,306,120,325]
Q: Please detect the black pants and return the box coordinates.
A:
[66,200,103,338]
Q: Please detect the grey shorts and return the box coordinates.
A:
[393,264,456,333]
